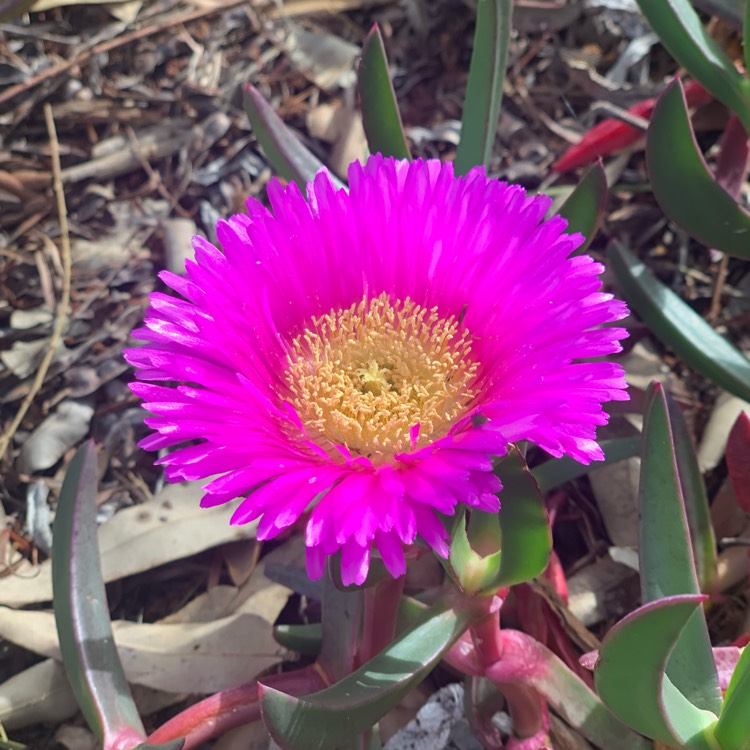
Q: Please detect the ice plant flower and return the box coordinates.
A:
[126,155,628,586]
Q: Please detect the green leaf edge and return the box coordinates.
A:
[243,85,346,192]
[639,383,721,715]
[595,594,717,747]
[715,643,750,750]
[666,396,717,594]
[646,79,750,259]
[635,0,750,132]
[609,241,750,402]
[358,25,411,161]
[52,442,147,746]
[489,446,552,591]
[454,0,513,175]
[557,162,608,254]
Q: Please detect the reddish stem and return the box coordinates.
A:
[470,603,504,668]
[494,681,544,739]
[146,664,327,749]
[357,574,405,666]
[443,630,484,676]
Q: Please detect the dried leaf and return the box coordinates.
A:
[0,481,257,607]
[697,392,750,472]
[0,605,282,693]
[17,401,94,474]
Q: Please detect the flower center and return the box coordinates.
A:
[284,292,479,458]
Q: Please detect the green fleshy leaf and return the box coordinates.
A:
[609,242,750,402]
[666,396,717,593]
[394,595,429,634]
[52,442,147,748]
[635,0,750,132]
[274,623,323,655]
[259,599,475,750]
[595,595,716,748]
[243,85,346,192]
[449,508,504,594]
[532,436,641,494]
[454,0,513,175]
[557,162,608,254]
[489,446,552,590]
[358,25,410,161]
[714,642,750,750]
[640,384,721,715]
[745,0,750,80]
[134,742,185,749]
[646,79,750,259]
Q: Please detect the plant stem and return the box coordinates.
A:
[357,574,405,666]
[470,603,504,668]
[145,664,327,749]
[493,681,544,738]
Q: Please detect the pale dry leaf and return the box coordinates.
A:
[160,584,242,624]
[163,217,200,275]
[105,0,142,22]
[222,538,260,588]
[54,725,98,750]
[0,657,186,731]
[284,25,359,91]
[17,401,94,474]
[0,482,257,607]
[0,339,68,379]
[567,556,638,626]
[161,537,300,625]
[9,308,53,330]
[698,391,750,472]
[588,458,640,548]
[0,659,78,731]
[328,107,369,178]
[0,607,282,693]
[621,339,670,393]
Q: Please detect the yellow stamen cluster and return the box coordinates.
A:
[284,293,479,459]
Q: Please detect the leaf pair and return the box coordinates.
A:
[593,384,750,750]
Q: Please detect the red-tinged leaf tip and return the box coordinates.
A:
[727,411,750,512]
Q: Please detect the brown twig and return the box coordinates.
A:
[0,105,72,459]
[709,252,730,325]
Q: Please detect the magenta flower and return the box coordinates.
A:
[126,156,628,586]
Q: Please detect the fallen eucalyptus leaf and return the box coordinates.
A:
[0,606,282,694]
[18,401,94,474]
[0,481,257,607]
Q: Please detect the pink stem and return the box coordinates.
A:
[494,681,544,739]
[470,602,504,668]
[146,665,327,749]
[357,574,405,666]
